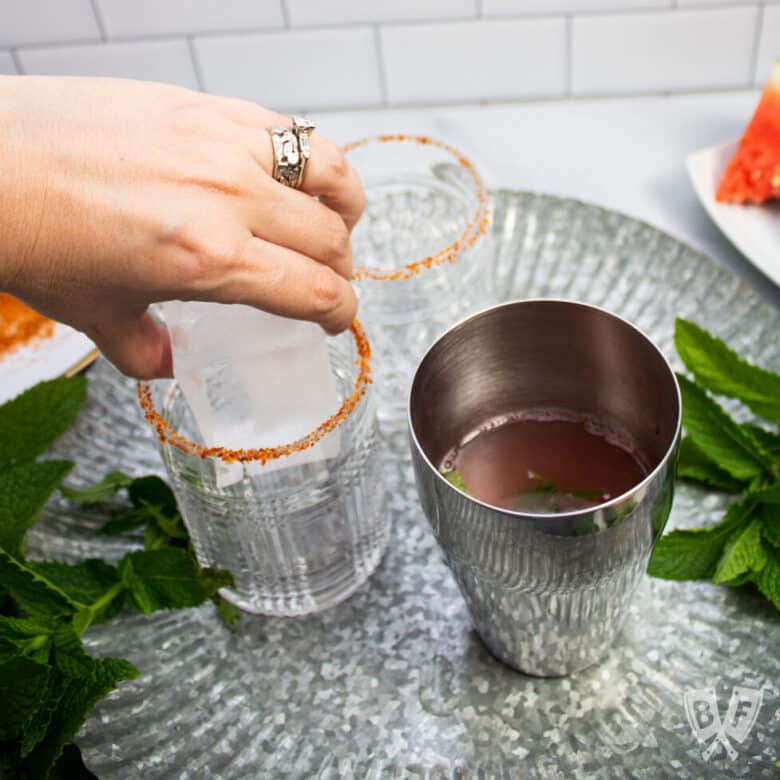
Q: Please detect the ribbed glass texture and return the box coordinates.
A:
[152,330,389,616]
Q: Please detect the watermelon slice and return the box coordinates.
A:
[716,59,780,204]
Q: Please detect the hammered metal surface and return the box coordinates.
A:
[31,191,780,778]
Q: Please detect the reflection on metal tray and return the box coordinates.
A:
[32,191,780,778]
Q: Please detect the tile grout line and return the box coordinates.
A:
[749,4,765,85]
[280,0,292,29]
[373,25,390,108]
[88,0,108,40]
[281,84,758,116]
[565,15,572,98]
[9,49,24,74]
[187,37,206,92]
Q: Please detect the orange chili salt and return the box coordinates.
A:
[0,293,55,358]
[138,318,373,464]
[343,134,491,282]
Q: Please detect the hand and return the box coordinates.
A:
[0,76,364,379]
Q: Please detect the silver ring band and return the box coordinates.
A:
[270,126,300,188]
[292,116,315,189]
[269,116,315,189]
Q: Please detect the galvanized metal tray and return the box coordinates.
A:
[33,191,780,778]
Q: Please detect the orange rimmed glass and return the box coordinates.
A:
[137,321,390,617]
[345,135,492,430]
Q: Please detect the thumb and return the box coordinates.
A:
[90,311,173,380]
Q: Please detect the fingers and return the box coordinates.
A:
[242,179,353,279]
[229,113,365,231]
[205,236,357,335]
[298,137,365,231]
[90,311,173,380]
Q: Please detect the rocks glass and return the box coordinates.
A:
[138,321,389,617]
[346,135,491,433]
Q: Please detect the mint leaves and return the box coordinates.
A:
[0,377,86,468]
[648,318,780,612]
[675,318,780,425]
[0,376,235,777]
[119,549,232,615]
[442,469,469,492]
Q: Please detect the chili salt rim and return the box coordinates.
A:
[344,134,491,282]
[137,319,372,464]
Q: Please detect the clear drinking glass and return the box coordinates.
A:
[138,322,389,617]
[346,135,492,431]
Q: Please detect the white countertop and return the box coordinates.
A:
[319,90,780,310]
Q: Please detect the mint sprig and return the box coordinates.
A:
[0,377,236,778]
[649,318,780,612]
[675,318,780,425]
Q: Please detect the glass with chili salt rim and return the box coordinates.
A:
[137,320,389,617]
[345,134,492,432]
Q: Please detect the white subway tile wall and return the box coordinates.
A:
[19,40,199,89]
[483,0,670,15]
[194,28,381,111]
[677,0,765,5]
[382,19,566,104]
[0,0,100,48]
[95,0,284,39]
[0,52,16,75]
[571,7,759,95]
[287,0,477,26]
[0,0,775,107]
[756,5,780,81]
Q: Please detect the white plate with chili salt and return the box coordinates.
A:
[687,140,780,288]
[0,295,97,404]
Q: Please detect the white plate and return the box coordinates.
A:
[0,321,97,404]
[687,140,780,287]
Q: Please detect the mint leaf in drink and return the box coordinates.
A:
[442,469,469,493]
[19,656,138,779]
[0,377,87,468]
[712,517,767,584]
[0,460,73,558]
[675,318,780,425]
[60,471,133,503]
[676,374,772,479]
[118,548,232,615]
[648,498,755,580]
[527,472,557,493]
[676,437,745,493]
[754,546,780,610]
[573,488,605,501]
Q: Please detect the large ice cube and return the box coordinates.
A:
[162,301,341,487]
